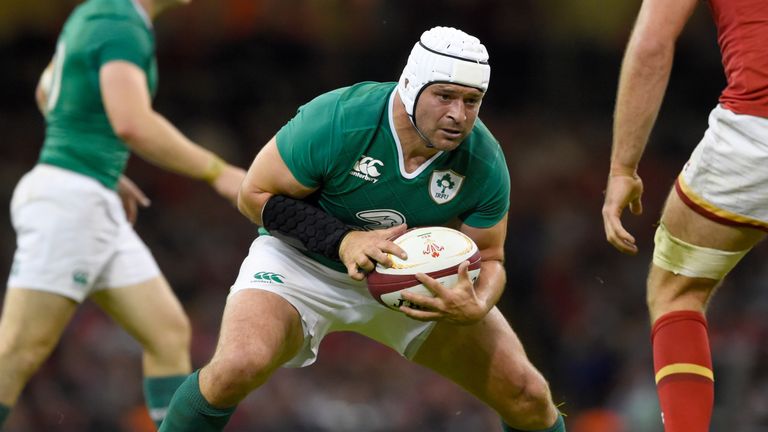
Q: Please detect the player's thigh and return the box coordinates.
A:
[661,189,765,250]
[211,289,304,371]
[89,276,190,353]
[648,190,765,318]
[0,288,78,357]
[412,307,544,410]
[200,290,304,404]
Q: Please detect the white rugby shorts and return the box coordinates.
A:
[676,105,768,231]
[230,235,435,368]
[7,164,161,302]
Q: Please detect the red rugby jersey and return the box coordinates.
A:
[707,0,768,118]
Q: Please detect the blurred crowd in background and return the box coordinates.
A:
[2,0,768,431]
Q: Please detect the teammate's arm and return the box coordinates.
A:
[117,175,151,225]
[400,215,507,325]
[100,60,245,204]
[238,136,407,280]
[602,0,698,254]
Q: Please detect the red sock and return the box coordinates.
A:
[652,310,714,432]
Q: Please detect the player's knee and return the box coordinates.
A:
[143,312,192,359]
[165,311,192,351]
[514,381,553,418]
[198,351,274,407]
[0,338,54,377]
[500,370,554,429]
[201,353,276,406]
[210,349,276,392]
[646,267,713,317]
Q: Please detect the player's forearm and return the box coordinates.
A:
[474,259,506,311]
[611,36,674,175]
[120,111,225,182]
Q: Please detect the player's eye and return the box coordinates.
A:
[464,96,482,108]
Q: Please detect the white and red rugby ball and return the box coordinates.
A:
[367,226,481,311]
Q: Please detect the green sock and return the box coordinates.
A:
[158,370,236,432]
[144,374,188,428]
[0,403,10,428]
[503,414,566,432]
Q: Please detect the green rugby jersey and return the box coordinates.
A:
[39,0,157,189]
[273,81,511,271]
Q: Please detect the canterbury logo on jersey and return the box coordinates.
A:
[349,155,383,183]
[251,272,285,284]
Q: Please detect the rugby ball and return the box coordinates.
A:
[367,226,481,311]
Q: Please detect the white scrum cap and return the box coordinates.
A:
[398,26,490,117]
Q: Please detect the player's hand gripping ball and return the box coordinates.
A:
[367,226,481,311]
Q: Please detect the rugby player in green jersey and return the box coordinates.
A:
[160,27,565,432]
[0,0,245,429]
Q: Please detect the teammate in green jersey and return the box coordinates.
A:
[160,27,565,432]
[0,0,245,429]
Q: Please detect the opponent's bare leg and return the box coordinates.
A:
[412,307,562,431]
[159,289,304,432]
[648,191,764,432]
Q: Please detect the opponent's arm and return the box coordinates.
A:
[603,0,698,254]
[238,136,407,280]
[100,60,245,204]
[401,214,507,325]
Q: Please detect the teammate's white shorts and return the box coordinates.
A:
[7,164,161,302]
[230,235,436,368]
[676,105,768,231]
